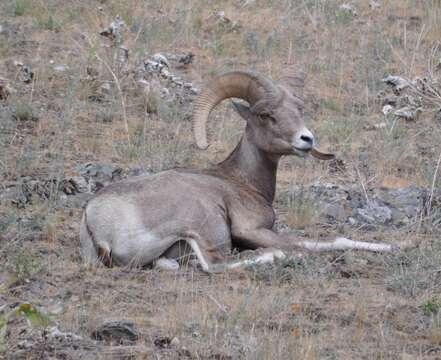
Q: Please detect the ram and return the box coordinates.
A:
[80,70,410,272]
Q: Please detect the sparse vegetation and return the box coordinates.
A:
[10,97,38,122]
[1,0,441,358]
[422,298,441,316]
[2,245,45,289]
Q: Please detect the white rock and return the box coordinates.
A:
[160,87,170,97]
[370,0,380,10]
[382,75,414,92]
[394,106,422,120]
[54,65,68,72]
[152,53,170,68]
[137,79,149,86]
[340,3,357,16]
[100,82,112,94]
[170,337,180,347]
[161,68,171,78]
[45,326,83,341]
[382,104,394,116]
[70,176,89,193]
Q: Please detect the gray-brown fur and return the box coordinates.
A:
[80,70,410,273]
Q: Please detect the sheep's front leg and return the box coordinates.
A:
[296,237,413,252]
[232,228,414,253]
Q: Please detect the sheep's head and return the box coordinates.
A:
[192,70,333,160]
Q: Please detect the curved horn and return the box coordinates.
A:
[192,71,279,149]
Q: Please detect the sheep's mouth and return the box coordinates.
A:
[294,147,335,160]
[293,147,308,155]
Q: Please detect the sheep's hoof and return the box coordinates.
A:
[154,257,180,271]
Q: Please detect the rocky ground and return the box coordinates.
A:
[1,0,441,359]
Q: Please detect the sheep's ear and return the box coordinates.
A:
[232,101,253,121]
[281,69,306,99]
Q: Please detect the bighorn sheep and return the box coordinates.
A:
[80,70,410,272]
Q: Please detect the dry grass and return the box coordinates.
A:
[1,0,441,358]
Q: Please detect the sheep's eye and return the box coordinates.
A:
[265,115,276,123]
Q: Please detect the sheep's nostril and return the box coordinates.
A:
[300,135,314,145]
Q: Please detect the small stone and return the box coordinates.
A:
[170,337,180,347]
[322,203,347,221]
[100,82,112,95]
[161,68,171,78]
[154,336,172,348]
[160,87,170,97]
[92,320,139,343]
[177,52,194,65]
[340,3,357,16]
[394,106,422,120]
[382,75,414,93]
[74,163,122,189]
[152,53,170,68]
[47,302,64,315]
[17,340,34,349]
[70,176,90,193]
[382,105,394,116]
[45,326,83,342]
[370,0,380,10]
[14,63,34,83]
[382,95,398,106]
[137,79,149,86]
[54,65,68,72]
[357,200,392,225]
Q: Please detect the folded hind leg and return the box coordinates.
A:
[179,232,289,273]
[178,231,226,273]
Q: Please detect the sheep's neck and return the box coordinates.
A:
[215,131,279,203]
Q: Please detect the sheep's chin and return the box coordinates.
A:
[293,148,309,157]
